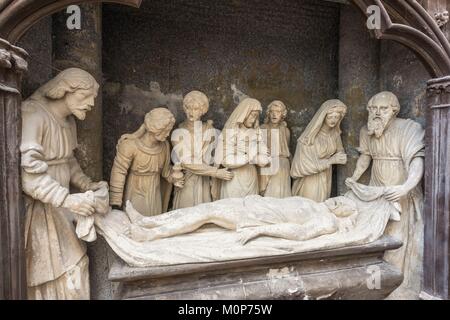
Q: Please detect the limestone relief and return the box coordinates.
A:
[109,108,184,216]
[20,68,108,300]
[93,180,399,267]
[259,101,292,198]
[345,91,425,300]
[213,98,271,200]
[290,99,348,202]
[170,91,233,210]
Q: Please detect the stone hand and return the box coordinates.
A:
[331,152,347,165]
[256,154,271,167]
[345,177,356,188]
[239,229,260,245]
[384,185,409,202]
[216,168,234,181]
[174,179,185,188]
[62,191,96,217]
[88,181,109,191]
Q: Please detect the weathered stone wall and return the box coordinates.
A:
[102,0,341,180]
[17,17,53,98]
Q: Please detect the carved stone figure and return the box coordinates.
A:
[171,91,233,209]
[345,91,425,299]
[259,101,292,198]
[127,195,358,243]
[109,108,183,216]
[291,99,347,202]
[213,98,271,199]
[92,180,399,268]
[20,68,107,300]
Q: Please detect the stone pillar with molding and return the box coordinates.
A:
[0,38,28,300]
[422,76,450,300]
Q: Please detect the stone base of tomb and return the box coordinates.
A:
[108,236,403,300]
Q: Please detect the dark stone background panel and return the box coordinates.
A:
[102,0,341,179]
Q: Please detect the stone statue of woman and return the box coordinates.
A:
[213,98,270,200]
[109,108,183,216]
[171,91,233,209]
[260,100,292,198]
[290,99,347,202]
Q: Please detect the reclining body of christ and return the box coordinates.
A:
[125,195,359,245]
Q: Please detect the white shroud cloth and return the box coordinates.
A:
[94,183,399,268]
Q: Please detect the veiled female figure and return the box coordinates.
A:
[291,99,347,202]
[171,91,233,209]
[110,108,182,216]
[214,98,270,200]
[260,100,292,198]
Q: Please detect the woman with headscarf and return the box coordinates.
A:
[213,98,270,200]
[290,99,347,202]
[109,108,182,216]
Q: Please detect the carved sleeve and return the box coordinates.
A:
[357,127,371,156]
[109,140,134,207]
[21,110,69,207]
[290,141,330,179]
[159,141,171,179]
[69,156,92,192]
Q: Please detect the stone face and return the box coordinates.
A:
[102,0,341,182]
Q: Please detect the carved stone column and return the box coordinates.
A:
[0,38,28,300]
[422,76,450,300]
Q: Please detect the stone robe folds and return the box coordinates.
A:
[110,138,172,216]
[171,121,219,209]
[359,118,425,299]
[291,129,344,202]
[214,100,266,200]
[259,123,291,198]
[216,127,263,199]
[21,100,92,299]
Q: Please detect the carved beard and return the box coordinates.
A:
[367,115,391,138]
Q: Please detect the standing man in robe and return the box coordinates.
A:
[346,91,425,299]
[21,68,107,300]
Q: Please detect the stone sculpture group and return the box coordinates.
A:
[21,68,425,300]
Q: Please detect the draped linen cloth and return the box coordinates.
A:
[94,182,398,268]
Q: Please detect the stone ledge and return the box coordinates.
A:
[109,236,403,300]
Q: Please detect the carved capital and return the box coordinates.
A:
[427,76,450,98]
[0,38,28,94]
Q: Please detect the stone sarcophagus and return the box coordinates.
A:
[109,237,403,300]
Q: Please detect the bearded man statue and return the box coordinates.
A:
[345,91,425,299]
[21,68,107,300]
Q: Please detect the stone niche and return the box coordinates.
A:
[17,0,430,299]
[101,0,340,181]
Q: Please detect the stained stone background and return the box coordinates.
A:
[101,0,341,180]
[16,0,429,299]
